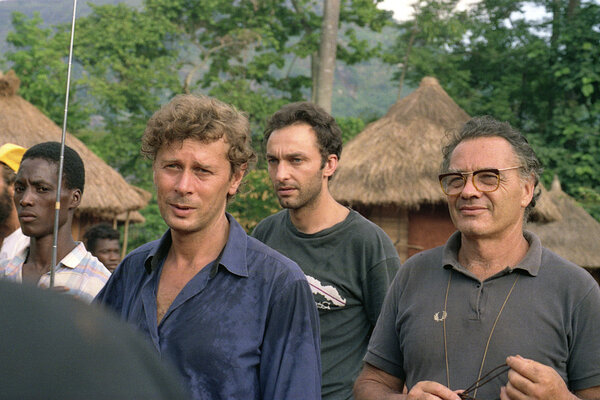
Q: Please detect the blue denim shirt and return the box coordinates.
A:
[96,214,321,400]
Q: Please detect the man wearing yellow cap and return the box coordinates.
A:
[0,143,29,261]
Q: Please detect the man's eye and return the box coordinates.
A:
[447,176,464,187]
[477,173,499,185]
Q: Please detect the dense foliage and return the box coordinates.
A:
[385,0,600,219]
[1,0,389,248]
[1,0,598,249]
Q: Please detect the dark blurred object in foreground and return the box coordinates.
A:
[0,280,188,400]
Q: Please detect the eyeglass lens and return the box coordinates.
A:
[441,170,500,195]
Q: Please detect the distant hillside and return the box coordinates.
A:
[0,0,400,118]
[0,0,142,53]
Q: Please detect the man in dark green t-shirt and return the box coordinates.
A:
[252,102,401,400]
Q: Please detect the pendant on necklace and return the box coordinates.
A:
[434,311,447,322]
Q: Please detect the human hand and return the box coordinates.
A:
[407,381,462,400]
[500,355,575,400]
[51,285,70,293]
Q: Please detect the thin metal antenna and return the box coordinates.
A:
[50,0,78,288]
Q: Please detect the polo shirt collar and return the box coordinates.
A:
[144,213,249,278]
[59,242,87,269]
[219,213,249,277]
[442,230,542,277]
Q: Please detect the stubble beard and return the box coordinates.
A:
[277,174,323,211]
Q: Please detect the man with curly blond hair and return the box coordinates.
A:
[96,95,321,400]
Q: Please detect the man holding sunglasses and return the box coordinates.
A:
[354,116,600,400]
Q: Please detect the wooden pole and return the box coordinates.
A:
[121,211,130,259]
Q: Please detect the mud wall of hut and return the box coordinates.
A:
[407,205,456,259]
[354,205,409,261]
[354,203,457,262]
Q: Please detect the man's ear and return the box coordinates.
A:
[322,154,338,179]
[68,188,82,210]
[228,163,247,196]
[520,174,535,209]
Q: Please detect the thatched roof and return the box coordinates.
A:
[331,77,469,207]
[330,76,559,222]
[528,177,600,268]
[0,70,150,218]
[116,210,145,224]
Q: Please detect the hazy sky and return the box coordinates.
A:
[378,0,477,21]
[378,0,548,21]
[0,0,549,21]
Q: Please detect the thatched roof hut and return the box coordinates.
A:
[330,76,560,260]
[529,177,600,275]
[0,70,150,239]
[332,76,469,207]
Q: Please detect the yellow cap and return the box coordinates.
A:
[0,143,27,173]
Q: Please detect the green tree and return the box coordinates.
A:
[73,3,180,189]
[3,1,394,241]
[384,0,469,98]
[72,4,182,246]
[4,12,91,130]
[228,169,281,232]
[3,6,181,247]
[145,0,392,107]
[385,0,600,219]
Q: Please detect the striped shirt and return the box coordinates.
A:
[0,242,111,303]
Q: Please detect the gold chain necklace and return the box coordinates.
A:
[442,270,519,399]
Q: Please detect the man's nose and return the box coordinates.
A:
[18,187,34,206]
[274,162,290,182]
[460,174,481,198]
[174,170,194,194]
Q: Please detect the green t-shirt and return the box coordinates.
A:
[252,209,401,400]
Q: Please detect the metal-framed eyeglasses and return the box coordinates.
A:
[438,166,522,196]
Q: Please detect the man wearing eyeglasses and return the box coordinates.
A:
[354,116,600,400]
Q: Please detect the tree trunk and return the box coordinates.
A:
[566,0,580,19]
[311,52,319,103]
[314,0,340,113]
[398,20,418,100]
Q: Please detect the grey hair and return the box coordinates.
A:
[441,116,542,221]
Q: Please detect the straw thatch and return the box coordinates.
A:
[330,76,560,222]
[0,70,150,218]
[116,210,145,224]
[331,77,468,207]
[528,177,600,268]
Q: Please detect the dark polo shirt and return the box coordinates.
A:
[96,213,321,400]
[365,231,600,399]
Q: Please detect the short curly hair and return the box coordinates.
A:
[142,95,256,180]
[264,102,343,177]
[441,116,542,221]
[21,142,85,194]
[83,223,120,253]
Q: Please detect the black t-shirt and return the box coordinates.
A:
[253,209,401,400]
